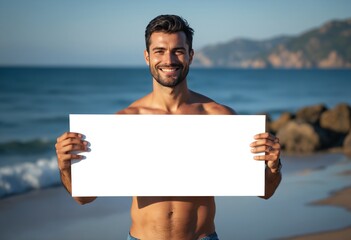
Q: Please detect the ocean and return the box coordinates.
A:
[0,67,351,198]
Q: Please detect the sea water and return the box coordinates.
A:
[0,67,351,198]
[1,67,351,240]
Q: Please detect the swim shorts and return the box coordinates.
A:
[127,232,219,240]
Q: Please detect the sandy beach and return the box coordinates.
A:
[285,227,351,240]
[0,187,132,240]
[1,153,350,240]
[283,185,351,240]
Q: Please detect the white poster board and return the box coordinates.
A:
[70,114,265,196]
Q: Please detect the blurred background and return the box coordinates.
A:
[0,0,351,239]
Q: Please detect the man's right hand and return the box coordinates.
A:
[55,132,96,204]
[55,132,88,173]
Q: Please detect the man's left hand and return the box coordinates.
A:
[250,132,281,173]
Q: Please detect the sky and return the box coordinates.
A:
[0,0,350,66]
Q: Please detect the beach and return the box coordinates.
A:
[0,186,132,240]
[1,153,350,240]
[283,186,351,240]
[283,165,351,240]
[285,226,351,240]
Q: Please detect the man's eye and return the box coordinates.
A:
[175,50,185,55]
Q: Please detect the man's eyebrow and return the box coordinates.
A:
[151,47,187,51]
[151,47,166,51]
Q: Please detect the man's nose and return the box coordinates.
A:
[163,52,176,64]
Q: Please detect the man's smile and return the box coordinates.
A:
[158,65,182,73]
[159,67,179,72]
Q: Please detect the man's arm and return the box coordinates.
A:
[250,132,282,199]
[261,160,282,199]
[55,132,97,205]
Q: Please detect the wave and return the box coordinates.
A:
[0,157,60,198]
[0,139,55,155]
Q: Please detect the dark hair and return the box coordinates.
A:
[145,15,194,52]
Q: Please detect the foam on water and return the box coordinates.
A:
[0,157,60,198]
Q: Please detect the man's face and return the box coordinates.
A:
[144,32,194,88]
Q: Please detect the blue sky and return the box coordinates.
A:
[0,0,350,66]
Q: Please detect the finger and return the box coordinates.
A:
[251,145,278,154]
[254,133,280,148]
[58,138,87,149]
[253,154,278,161]
[58,153,84,162]
[57,143,87,154]
[57,132,82,143]
[254,132,272,140]
[250,139,275,147]
[55,142,86,155]
[251,146,266,153]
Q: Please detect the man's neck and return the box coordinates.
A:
[151,79,191,113]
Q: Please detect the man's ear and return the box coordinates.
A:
[144,50,150,66]
[189,49,194,65]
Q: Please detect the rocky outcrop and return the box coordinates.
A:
[276,121,320,153]
[268,103,351,156]
[320,103,351,134]
[296,104,327,125]
[270,112,293,133]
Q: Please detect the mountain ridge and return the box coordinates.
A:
[193,18,351,68]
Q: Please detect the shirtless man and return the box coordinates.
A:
[55,15,282,240]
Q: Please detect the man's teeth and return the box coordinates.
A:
[161,68,177,72]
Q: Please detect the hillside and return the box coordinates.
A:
[193,18,351,68]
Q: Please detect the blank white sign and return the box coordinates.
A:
[70,114,265,196]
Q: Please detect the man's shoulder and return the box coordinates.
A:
[191,91,236,115]
[116,93,167,114]
[116,107,140,114]
[116,94,150,114]
[204,102,236,115]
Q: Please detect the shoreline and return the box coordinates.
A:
[0,151,345,201]
[0,152,350,240]
[282,172,351,240]
[283,226,351,240]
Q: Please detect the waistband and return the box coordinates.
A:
[128,232,219,240]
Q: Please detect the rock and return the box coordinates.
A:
[296,104,327,125]
[320,103,351,134]
[277,121,320,153]
[314,125,342,149]
[270,112,293,133]
[344,132,351,158]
